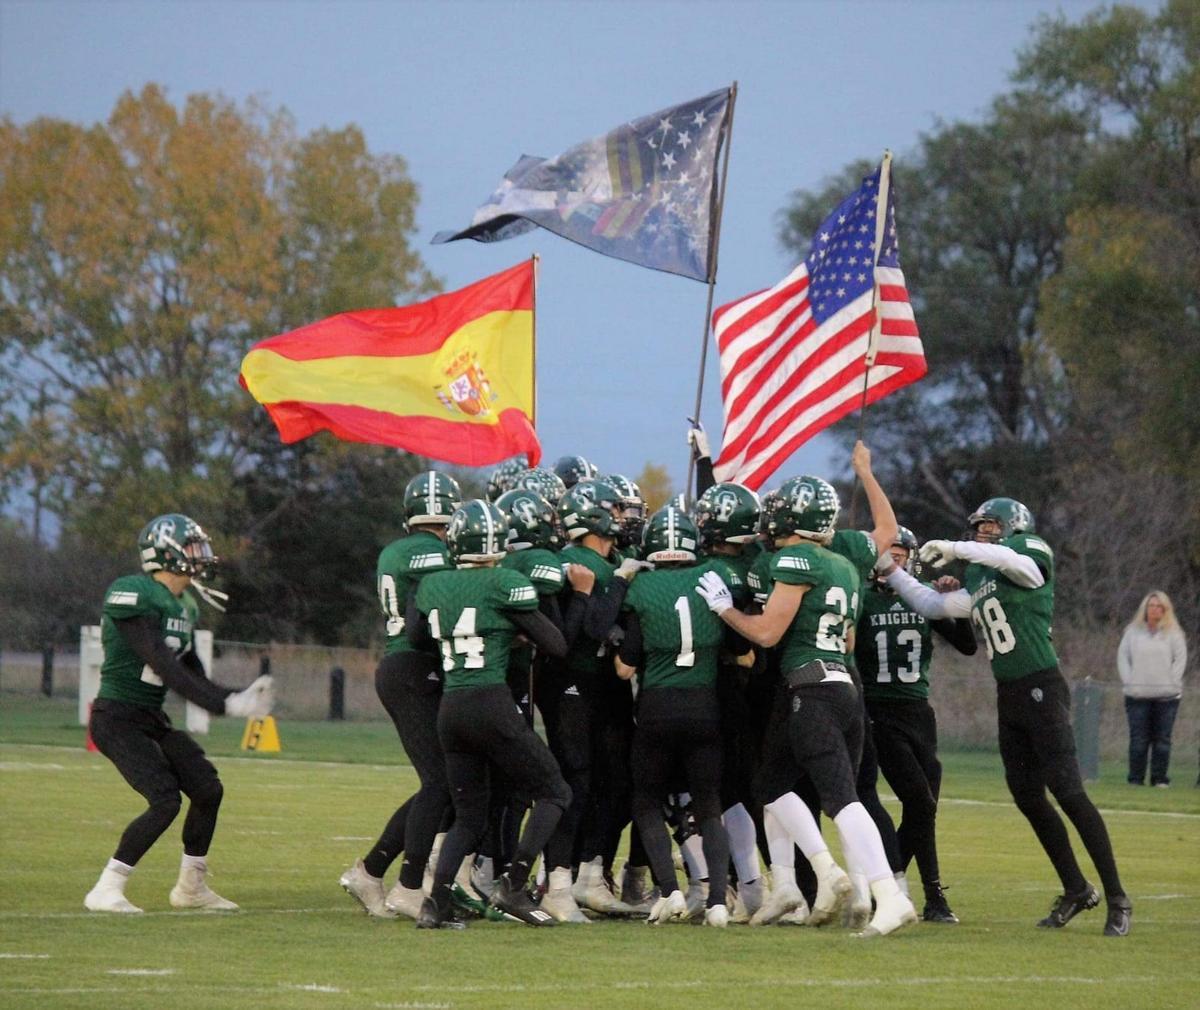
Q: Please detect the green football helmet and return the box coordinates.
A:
[604,474,646,549]
[511,466,567,504]
[886,524,921,578]
[763,475,840,543]
[968,497,1034,542]
[553,454,598,489]
[693,482,762,546]
[403,471,462,526]
[446,499,509,564]
[138,514,218,579]
[558,478,621,541]
[495,488,561,551]
[641,505,699,564]
[486,456,528,502]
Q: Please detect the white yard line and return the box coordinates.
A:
[0,953,49,959]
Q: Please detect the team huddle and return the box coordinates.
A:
[81,431,1132,938]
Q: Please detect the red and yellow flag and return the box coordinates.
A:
[239,261,539,466]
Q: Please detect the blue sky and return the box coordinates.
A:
[0,0,1140,494]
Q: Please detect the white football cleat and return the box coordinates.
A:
[170,862,238,911]
[737,878,765,920]
[807,862,852,926]
[842,872,872,930]
[684,878,709,920]
[85,867,142,914]
[338,859,396,918]
[541,867,589,923]
[749,879,804,925]
[647,889,687,925]
[777,897,813,925]
[576,857,636,915]
[858,881,918,938]
[618,862,657,915]
[383,881,424,920]
[704,903,729,928]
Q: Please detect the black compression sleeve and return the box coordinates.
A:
[932,616,978,656]
[617,613,644,668]
[405,588,431,647]
[584,576,628,642]
[694,454,715,496]
[113,615,233,714]
[507,609,568,659]
[561,590,590,648]
[539,593,565,634]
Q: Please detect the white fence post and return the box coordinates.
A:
[185,631,213,734]
[79,626,103,726]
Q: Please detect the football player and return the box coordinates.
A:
[552,454,598,490]
[616,506,745,927]
[855,526,977,923]
[486,456,528,502]
[511,465,567,504]
[84,514,274,914]
[339,471,460,919]
[876,498,1132,936]
[696,475,918,937]
[604,473,647,556]
[411,499,572,928]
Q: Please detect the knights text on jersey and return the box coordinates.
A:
[771,544,860,674]
[856,584,933,701]
[963,532,1058,682]
[377,530,451,656]
[416,567,539,691]
[98,573,198,709]
[623,564,726,690]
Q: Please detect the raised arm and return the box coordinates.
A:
[852,440,898,558]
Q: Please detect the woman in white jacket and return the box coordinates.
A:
[1118,591,1188,787]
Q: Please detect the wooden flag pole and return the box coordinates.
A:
[686,81,738,502]
[531,253,540,431]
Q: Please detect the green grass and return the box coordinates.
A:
[2,692,1198,1010]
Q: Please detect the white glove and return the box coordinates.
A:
[918,540,959,569]
[695,570,733,614]
[872,551,896,576]
[225,675,275,718]
[687,420,710,458]
[615,558,653,581]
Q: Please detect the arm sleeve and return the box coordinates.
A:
[884,567,973,620]
[931,617,977,656]
[405,588,431,647]
[508,608,567,659]
[113,615,234,714]
[1117,628,1133,684]
[694,454,715,496]
[539,592,565,634]
[618,612,644,668]
[952,541,1045,588]
[584,577,629,642]
[560,590,590,648]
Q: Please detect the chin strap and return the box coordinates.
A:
[192,581,229,612]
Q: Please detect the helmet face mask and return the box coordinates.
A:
[446,499,509,565]
[495,489,561,551]
[885,525,920,578]
[641,505,698,564]
[763,476,840,543]
[968,497,1033,542]
[557,478,621,541]
[404,471,462,527]
[693,482,762,547]
[604,474,646,549]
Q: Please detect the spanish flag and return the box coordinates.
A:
[240,261,540,467]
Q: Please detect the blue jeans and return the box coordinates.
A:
[1124,697,1181,785]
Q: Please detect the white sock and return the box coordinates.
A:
[181,853,207,871]
[765,791,828,860]
[833,802,892,883]
[105,858,134,876]
[681,834,707,881]
[895,871,910,897]
[810,849,837,877]
[764,808,795,871]
[723,803,760,883]
[477,855,494,883]
[548,867,573,891]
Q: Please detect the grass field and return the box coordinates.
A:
[2,693,1198,1010]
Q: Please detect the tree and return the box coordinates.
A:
[634,462,674,513]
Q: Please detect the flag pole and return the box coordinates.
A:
[531,253,539,432]
[686,81,738,501]
[851,150,892,524]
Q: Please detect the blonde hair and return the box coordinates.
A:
[1129,590,1178,632]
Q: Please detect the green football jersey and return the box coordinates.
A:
[622,562,727,690]
[502,547,565,596]
[771,544,861,673]
[856,583,933,701]
[703,544,758,609]
[963,532,1057,682]
[376,530,451,656]
[416,567,539,691]
[747,545,775,607]
[559,543,616,675]
[98,573,199,709]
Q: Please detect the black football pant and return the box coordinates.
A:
[997,669,1125,899]
[537,682,591,871]
[868,698,944,889]
[434,685,571,894]
[581,679,634,870]
[370,651,450,889]
[89,699,224,865]
[856,712,903,873]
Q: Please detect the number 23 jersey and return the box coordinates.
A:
[770,544,860,673]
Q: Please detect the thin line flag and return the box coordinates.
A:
[711,163,925,490]
[433,88,732,282]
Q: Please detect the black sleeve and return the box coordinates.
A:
[113,615,234,714]
[694,453,715,496]
[932,617,978,656]
[405,588,431,647]
[618,612,644,668]
[560,589,591,648]
[722,623,753,659]
[539,592,565,635]
[584,576,629,642]
[507,608,567,659]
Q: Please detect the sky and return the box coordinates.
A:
[0,0,1141,496]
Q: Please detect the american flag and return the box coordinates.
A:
[711,164,925,490]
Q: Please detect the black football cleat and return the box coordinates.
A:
[489,874,556,927]
[922,882,959,924]
[1103,895,1132,937]
[416,892,466,930]
[1037,883,1100,928]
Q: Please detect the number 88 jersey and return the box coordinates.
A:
[963,532,1058,682]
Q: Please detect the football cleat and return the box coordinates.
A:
[383,881,424,920]
[922,882,959,924]
[339,860,397,919]
[542,868,589,923]
[807,863,852,927]
[1037,883,1100,928]
[618,862,656,915]
[84,868,142,914]
[684,878,709,920]
[416,891,467,930]
[858,888,918,938]
[750,879,804,926]
[1103,895,1132,937]
[737,878,765,919]
[169,862,238,911]
[647,889,687,925]
[704,903,730,928]
[489,874,556,927]
[776,897,813,925]
[842,872,872,930]
[576,857,637,916]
